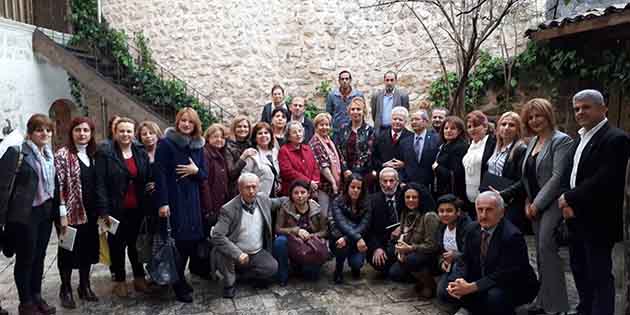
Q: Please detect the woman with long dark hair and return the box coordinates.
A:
[0,114,57,315]
[95,117,151,298]
[244,122,280,197]
[55,117,101,308]
[432,116,469,203]
[329,173,371,284]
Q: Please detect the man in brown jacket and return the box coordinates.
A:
[211,173,284,298]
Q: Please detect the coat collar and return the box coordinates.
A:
[165,127,205,150]
[282,199,321,220]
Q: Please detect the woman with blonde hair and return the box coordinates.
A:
[225,116,256,197]
[137,121,162,162]
[154,107,208,303]
[309,112,343,219]
[501,98,573,315]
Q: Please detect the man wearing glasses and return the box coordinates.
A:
[370,71,409,136]
[326,70,363,130]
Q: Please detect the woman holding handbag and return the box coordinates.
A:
[0,114,57,315]
[54,117,102,308]
[273,180,327,286]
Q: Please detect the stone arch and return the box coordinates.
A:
[49,99,79,150]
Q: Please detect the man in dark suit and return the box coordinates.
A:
[260,84,288,123]
[289,96,315,143]
[370,71,409,136]
[559,89,630,315]
[399,109,441,189]
[372,106,412,174]
[439,191,539,315]
[366,167,404,275]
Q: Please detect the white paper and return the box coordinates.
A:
[97,216,121,235]
[58,226,77,251]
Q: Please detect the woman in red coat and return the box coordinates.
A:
[278,121,320,196]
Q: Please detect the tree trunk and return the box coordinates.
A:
[451,77,467,118]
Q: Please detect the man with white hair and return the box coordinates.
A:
[372,106,412,173]
[439,191,538,315]
[211,173,285,298]
[558,89,630,315]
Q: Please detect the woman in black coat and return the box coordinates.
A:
[224,116,257,198]
[0,114,58,315]
[95,117,151,298]
[432,116,469,203]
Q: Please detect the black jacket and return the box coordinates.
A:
[0,143,57,225]
[434,138,469,201]
[366,190,405,252]
[329,196,372,242]
[478,135,497,186]
[94,141,150,218]
[450,219,539,306]
[435,213,472,268]
[561,122,630,243]
[500,141,527,181]
[372,127,412,173]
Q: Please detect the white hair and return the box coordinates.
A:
[237,172,259,185]
[391,106,409,119]
[476,190,505,210]
[379,167,399,180]
[413,109,430,121]
[573,89,605,107]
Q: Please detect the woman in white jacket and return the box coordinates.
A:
[244,122,281,197]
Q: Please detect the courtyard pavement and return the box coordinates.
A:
[0,235,590,315]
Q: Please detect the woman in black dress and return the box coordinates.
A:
[55,117,102,308]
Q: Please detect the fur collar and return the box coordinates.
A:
[165,127,205,149]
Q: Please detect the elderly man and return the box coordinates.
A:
[431,107,449,133]
[398,109,441,189]
[558,89,630,315]
[370,71,410,135]
[365,168,405,275]
[372,106,413,173]
[289,96,314,143]
[439,191,538,315]
[211,173,283,298]
[326,70,363,130]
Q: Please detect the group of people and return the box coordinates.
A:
[0,68,627,315]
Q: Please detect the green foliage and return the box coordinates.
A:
[305,100,321,120]
[69,0,216,128]
[315,80,332,97]
[68,76,84,109]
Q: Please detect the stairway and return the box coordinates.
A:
[32,29,233,128]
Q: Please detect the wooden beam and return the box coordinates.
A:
[531,11,630,41]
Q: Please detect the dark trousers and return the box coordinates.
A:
[437,281,516,315]
[13,201,53,304]
[367,245,396,274]
[569,234,616,315]
[108,209,144,282]
[331,239,365,272]
[273,235,322,282]
[389,252,433,282]
[174,239,198,290]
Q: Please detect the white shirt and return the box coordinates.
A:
[76,144,90,167]
[463,135,489,202]
[443,226,458,252]
[570,118,607,188]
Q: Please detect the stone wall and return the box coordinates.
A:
[101,0,544,120]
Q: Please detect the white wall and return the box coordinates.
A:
[0,17,73,138]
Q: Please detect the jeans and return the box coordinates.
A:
[330,238,365,273]
[273,235,322,283]
[13,200,53,303]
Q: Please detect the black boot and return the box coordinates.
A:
[333,265,344,284]
[59,269,76,309]
[78,266,98,302]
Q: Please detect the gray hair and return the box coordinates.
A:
[431,107,449,116]
[286,121,304,134]
[391,106,409,119]
[413,109,430,121]
[379,167,399,180]
[475,191,505,210]
[237,172,259,186]
[573,89,605,107]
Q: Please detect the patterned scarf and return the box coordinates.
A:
[26,140,55,196]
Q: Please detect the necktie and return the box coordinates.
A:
[392,132,399,144]
[386,199,398,222]
[243,202,255,214]
[480,230,490,262]
[414,135,424,162]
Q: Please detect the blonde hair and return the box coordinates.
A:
[229,115,252,141]
[347,96,368,118]
[137,120,163,139]
[175,107,203,138]
[204,123,229,141]
[521,98,556,136]
[313,112,332,128]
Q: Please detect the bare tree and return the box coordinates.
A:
[362,0,521,116]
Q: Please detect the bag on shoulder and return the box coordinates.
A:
[287,234,328,266]
[1,145,23,258]
[136,216,154,264]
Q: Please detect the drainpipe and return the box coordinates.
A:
[97,0,102,23]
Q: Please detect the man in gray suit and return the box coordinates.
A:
[211,173,282,298]
[370,71,409,136]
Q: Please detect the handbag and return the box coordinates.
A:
[287,234,328,266]
[99,232,111,266]
[554,219,570,247]
[147,218,181,285]
[480,172,515,192]
[136,217,154,264]
[1,146,23,258]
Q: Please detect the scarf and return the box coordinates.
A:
[26,140,55,196]
[315,133,341,186]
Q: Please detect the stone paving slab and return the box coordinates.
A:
[0,234,618,315]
